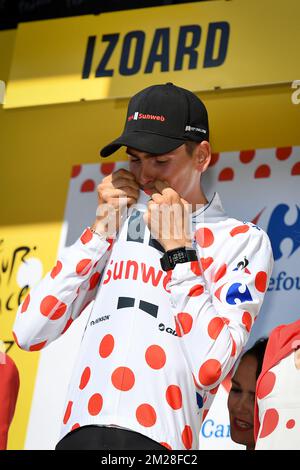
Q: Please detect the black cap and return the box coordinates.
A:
[100,83,209,157]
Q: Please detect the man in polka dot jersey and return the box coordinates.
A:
[13,83,274,450]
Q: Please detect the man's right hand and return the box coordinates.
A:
[91,169,140,237]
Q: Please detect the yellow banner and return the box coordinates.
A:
[0,224,62,449]
[4,0,300,108]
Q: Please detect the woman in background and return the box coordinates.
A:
[228,339,268,450]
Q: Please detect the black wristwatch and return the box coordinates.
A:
[160,247,198,271]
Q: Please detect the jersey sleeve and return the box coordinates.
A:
[12,228,111,352]
[167,225,274,391]
[254,324,283,441]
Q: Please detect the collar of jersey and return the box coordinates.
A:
[191,192,228,223]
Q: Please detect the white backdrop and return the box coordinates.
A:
[24,145,300,449]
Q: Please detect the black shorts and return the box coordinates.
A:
[55,425,167,450]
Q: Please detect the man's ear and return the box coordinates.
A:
[193,141,211,173]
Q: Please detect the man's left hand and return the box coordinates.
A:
[143,180,192,252]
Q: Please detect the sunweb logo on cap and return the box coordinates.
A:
[128,112,166,122]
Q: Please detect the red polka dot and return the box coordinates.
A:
[111,367,135,391]
[242,311,252,332]
[200,257,213,271]
[79,367,91,390]
[230,225,250,237]
[219,168,234,181]
[251,209,265,226]
[257,371,276,399]
[255,271,268,292]
[88,393,103,416]
[80,228,93,245]
[89,272,101,290]
[291,162,300,176]
[191,260,202,276]
[259,408,279,438]
[101,163,116,175]
[71,423,80,431]
[214,283,226,302]
[51,260,62,279]
[71,165,82,178]
[40,295,67,320]
[175,313,193,337]
[160,442,172,450]
[240,150,255,164]
[231,337,237,357]
[99,334,115,358]
[207,318,225,340]
[209,153,219,167]
[222,374,232,393]
[145,345,166,369]
[255,165,271,179]
[136,404,157,427]
[188,284,204,297]
[76,259,93,276]
[12,332,21,348]
[195,228,214,248]
[199,359,222,386]
[81,179,95,193]
[210,385,219,395]
[276,147,292,160]
[63,401,73,424]
[21,294,30,313]
[61,318,73,334]
[202,409,209,422]
[213,264,227,283]
[182,425,193,450]
[29,340,47,351]
[166,385,182,410]
[107,238,114,251]
[286,419,295,429]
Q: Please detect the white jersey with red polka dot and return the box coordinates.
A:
[13,192,273,450]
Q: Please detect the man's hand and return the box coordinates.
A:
[143,180,192,251]
[91,169,139,237]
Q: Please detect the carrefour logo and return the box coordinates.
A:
[267,204,300,261]
[254,204,300,293]
[254,204,300,261]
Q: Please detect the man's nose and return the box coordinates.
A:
[139,163,156,185]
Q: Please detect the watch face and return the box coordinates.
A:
[169,250,187,263]
[161,247,197,271]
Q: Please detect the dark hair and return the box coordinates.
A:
[184,141,198,156]
[242,338,269,380]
